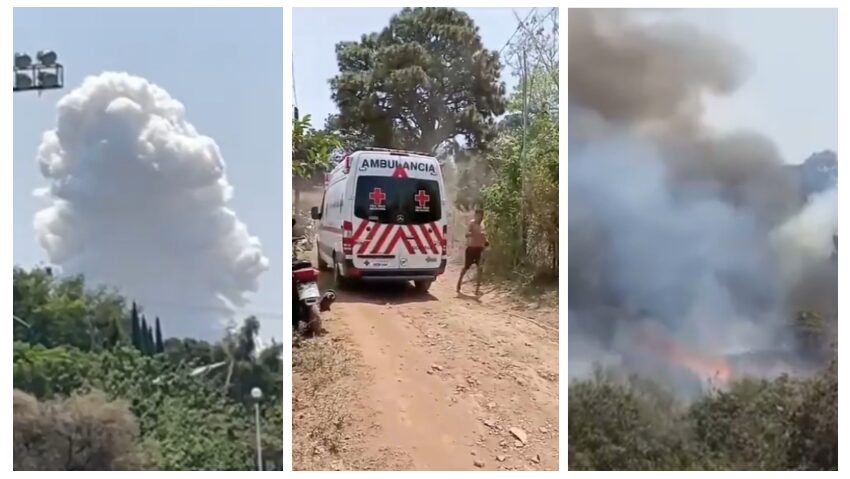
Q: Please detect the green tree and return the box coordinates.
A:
[503,8,558,116]
[107,317,123,349]
[154,318,164,354]
[141,317,155,356]
[12,267,284,470]
[330,7,506,152]
[14,342,96,398]
[131,303,141,351]
[568,359,838,471]
[481,113,558,280]
[323,113,373,151]
[292,114,341,179]
[13,267,128,351]
[14,343,258,470]
[292,113,342,206]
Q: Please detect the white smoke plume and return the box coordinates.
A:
[772,188,838,284]
[34,72,269,339]
[568,10,837,394]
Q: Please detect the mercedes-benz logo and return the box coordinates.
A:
[396,214,405,223]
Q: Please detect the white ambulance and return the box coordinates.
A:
[311,148,448,292]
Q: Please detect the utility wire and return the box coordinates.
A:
[292,53,299,111]
[499,7,537,56]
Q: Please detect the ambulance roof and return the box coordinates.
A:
[354,147,434,158]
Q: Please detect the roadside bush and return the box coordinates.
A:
[481,114,558,283]
[568,360,838,471]
[14,343,255,470]
[568,372,703,470]
[788,357,837,470]
[687,376,803,469]
[13,389,148,470]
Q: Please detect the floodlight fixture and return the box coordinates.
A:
[37,50,57,67]
[13,50,64,92]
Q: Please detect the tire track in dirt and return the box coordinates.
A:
[325,267,559,470]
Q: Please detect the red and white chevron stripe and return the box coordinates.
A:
[349,220,446,256]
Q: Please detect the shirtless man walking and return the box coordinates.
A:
[456,208,487,296]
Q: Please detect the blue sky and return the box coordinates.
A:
[13,8,835,342]
[13,8,284,340]
[643,8,837,164]
[292,7,537,129]
[294,7,835,164]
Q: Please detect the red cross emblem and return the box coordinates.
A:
[414,189,430,208]
[369,187,386,205]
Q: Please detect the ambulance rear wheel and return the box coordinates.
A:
[334,257,352,289]
[414,280,432,293]
[317,246,330,271]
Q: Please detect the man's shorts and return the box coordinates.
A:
[464,246,484,268]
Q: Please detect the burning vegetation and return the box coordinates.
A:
[567,10,836,470]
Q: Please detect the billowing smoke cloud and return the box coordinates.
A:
[34,72,269,339]
[568,10,836,393]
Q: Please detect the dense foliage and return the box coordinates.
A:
[479,11,559,284]
[12,267,282,470]
[330,7,506,152]
[568,359,838,471]
[481,111,558,282]
[14,389,148,470]
[293,113,341,180]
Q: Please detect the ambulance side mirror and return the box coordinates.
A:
[310,206,321,220]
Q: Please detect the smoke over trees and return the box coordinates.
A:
[567,9,836,470]
[568,10,837,382]
[33,72,268,339]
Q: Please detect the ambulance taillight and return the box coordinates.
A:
[442,224,448,255]
[342,220,354,255]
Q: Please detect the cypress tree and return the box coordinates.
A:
[141,316,150,355]
[146,324,154,355]
[131,302,141,351]
[155,317,164,354]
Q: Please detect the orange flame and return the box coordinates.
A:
[635,327,732,386]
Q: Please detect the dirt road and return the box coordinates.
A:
[302,266,559,470]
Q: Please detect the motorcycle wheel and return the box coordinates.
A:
[305,303,323,336]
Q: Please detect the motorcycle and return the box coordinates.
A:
[292,221,336,336]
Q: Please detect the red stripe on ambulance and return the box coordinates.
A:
[357,222,381,255]
[370,223,395,254]
[417,224,439,254]
[406,225,428,254]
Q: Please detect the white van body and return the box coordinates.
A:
[314,148,448,290]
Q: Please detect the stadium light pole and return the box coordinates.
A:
[13,50,64,93]
[251,387,264,471]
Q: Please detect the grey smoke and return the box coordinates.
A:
[568,10,836,392]
[34,72,268,339]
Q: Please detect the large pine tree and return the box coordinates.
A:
[329,7,506,152]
